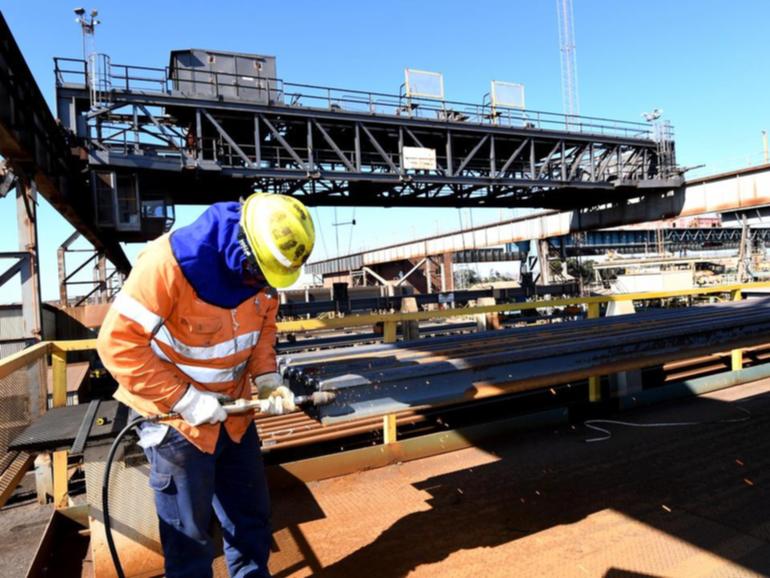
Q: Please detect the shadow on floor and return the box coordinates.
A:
[296,389,770,578]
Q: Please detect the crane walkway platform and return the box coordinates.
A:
[267,378,770,578]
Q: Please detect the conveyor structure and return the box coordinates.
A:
[551,226,770,255]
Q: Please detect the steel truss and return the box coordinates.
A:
[0,15,130,273]
[57,232,123,307]
[55,58,682,213]
[556,227,770,255]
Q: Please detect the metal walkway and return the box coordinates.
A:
[267,379,770,578]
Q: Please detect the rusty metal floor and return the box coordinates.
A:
[267,379,770,578]
[0,478,54,578]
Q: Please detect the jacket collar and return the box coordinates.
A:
[170,202,266,308]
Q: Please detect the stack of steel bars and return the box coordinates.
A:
[277,298,770,425]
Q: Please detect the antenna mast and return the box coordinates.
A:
[556,0,579,119]
[74,7,100,61]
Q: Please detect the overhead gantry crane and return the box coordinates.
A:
[53,48,683,245]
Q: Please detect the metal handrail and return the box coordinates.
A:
[54,57,662,140]
[273,282,761,333]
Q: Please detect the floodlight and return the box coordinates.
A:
[642,108,663,122]
[404,69,444,100]
[491,80,525,109]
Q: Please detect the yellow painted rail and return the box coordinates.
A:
[274,282,770,334]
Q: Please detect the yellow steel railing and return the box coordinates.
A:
[275,282,766,338]
[0,340,99,508]
[0,281,766,507]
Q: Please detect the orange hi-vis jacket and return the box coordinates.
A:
[96,235,279,454]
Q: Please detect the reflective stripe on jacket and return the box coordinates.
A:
[96,234,279,453]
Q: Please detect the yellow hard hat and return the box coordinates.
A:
[239,193,315,288]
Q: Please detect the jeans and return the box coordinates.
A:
[143,422,272,578]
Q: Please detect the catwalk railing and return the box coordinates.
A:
[54,57,656,140]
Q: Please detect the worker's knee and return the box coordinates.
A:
[147,428,217,543]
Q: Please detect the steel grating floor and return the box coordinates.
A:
[267,378,770,578]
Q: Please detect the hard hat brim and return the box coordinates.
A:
[257,258,301,289]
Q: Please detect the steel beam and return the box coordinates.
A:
[260,114,308,170]
[394,258,427,286]
[16,177,42,342]
[202,109,254,167]
[313,120,355,172]
[359,124,400,175]
[0,256,26,288]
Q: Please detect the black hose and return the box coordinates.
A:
[102,415,149,578]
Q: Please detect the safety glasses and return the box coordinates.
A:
[237,225,262,278]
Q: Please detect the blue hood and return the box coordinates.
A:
[170,202,264,308]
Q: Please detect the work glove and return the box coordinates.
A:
[255,373,296,415]
[172,385,228,426]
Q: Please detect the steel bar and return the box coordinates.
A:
[280,302,746,380]
[305,305,764,387]
[277,299,770,423]
[257,341,770,453]
[69,399,101,456]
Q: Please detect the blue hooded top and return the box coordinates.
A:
[169,202,265,309]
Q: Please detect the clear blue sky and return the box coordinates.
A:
[1,0,769,303]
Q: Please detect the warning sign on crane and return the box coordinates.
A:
[403,146,437,170]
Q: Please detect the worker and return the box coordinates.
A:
[97,192,315,578]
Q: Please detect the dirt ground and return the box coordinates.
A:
[268,379,770,578]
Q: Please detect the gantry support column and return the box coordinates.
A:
[97,252,107,303]
[57,231,81,307]
[441,252,454,292]
[537,239,552,285]
[17,177,49,507]
[17,177,42,343]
